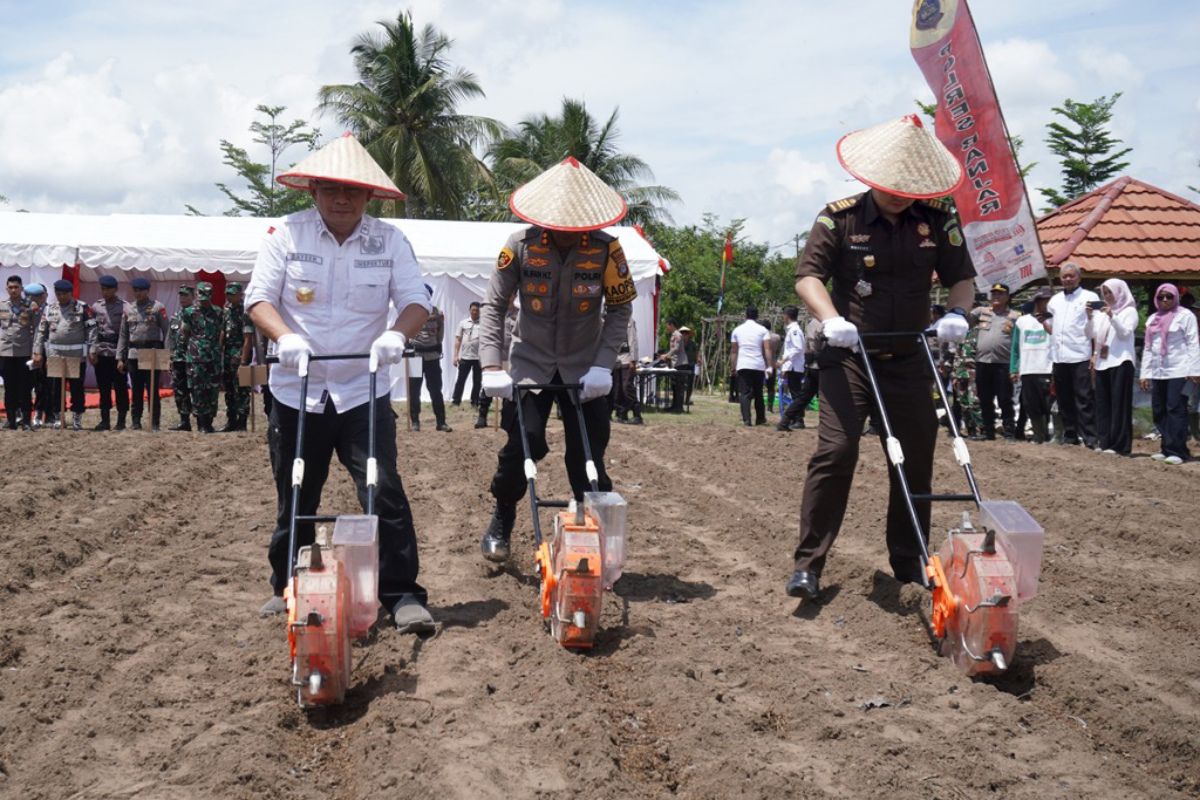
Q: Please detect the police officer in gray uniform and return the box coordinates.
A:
[1,275,39,429]
[90,274,130,430]
[477,158,637,561]
[117,277,170,430]
[33,279,98,430]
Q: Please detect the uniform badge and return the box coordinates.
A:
[528,256,550,267]
[919,238,936,248]
[948,227,964,247]
[817,215,836,230]
[538,283,549,294]
[525,282,537,294]
[530,297,544,312]
[917,222,931,237]
[497,247,515,270]
[296,287,315,304]
[863,255,876,268]
[578,300,591,313]
[360,233,385,255]
[856,280,874,297]
[849,234,870,244]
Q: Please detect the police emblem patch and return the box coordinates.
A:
[948,227,964,247]
[530,297,544,312]
[360,234,385,255]
[578,300,591,313]
[917,222,931,237]
[497,247,515,270]
[817,215,836,230]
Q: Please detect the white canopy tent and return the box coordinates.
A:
[0,212,667,401]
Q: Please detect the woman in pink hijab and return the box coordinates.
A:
[1139,283,1200,464]
[1087,278,1137,454]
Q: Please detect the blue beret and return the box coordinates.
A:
[25,283,45,295]
[98,275,118,288]
[131,277,151,290]
[54,279,74,292]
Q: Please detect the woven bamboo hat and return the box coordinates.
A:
[277,132,406,200]
[836,114,964,199]
[509,157,627,231]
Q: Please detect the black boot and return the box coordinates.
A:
[480,504,516,563]
[474,409,488,429]
[169,415,191,432]
[115,411,127,431]
[198,415,216,434]
[92,411,111,432]
[130,415,142,431]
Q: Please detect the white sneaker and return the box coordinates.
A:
[1164,455,1184,465]
[1101,449,1117,455]
[1150,453,1167,461]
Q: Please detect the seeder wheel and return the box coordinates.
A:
[930,531,1019,677]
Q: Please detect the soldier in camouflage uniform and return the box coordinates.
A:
[949,327,982,438]
[166,286,195,430]
[117,277,170,430]
[178,281,224,433]
[33,279,98,430]
[219,282,253,431]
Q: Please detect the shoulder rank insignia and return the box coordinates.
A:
[497,247,515,270]
[827,193,864,213]
[920,196,953,213]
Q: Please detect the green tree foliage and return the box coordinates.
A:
[1039,93,1132,208]
[486,98,680,226]
[193,105,320,217]
[317,11,501,219]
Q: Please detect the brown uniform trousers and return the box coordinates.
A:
[793,348,936,582]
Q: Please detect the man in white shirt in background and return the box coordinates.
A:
[1046,262,1100,447]
[729,306,771,427]
[246,133,437,635]
[1010,287,1055,443]
[452,301,482,410]
[776,305,807,431]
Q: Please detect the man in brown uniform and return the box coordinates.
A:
[477,157,636,562]
[786,115,976,600]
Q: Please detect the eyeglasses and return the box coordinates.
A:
[1157,294,1175,300]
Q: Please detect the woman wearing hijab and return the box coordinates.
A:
[1139,283,1200,464]
[1087,278,1138,454]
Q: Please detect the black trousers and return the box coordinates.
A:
[612,364,640,418]
[408,358,446,426]
[1094,362,1134,454]
[452,358,482,405]
[1052,361,1097,446]
[975,361,1014,436]
[1020,375,1052,443]
[1151,378,1190,461]
[93,355,129,415]
[764,370,777,412]
[737,368,765,424]
[128,359,164,425]
[267,396,425,607]
[41,363,86,414]
[489,378,612,507]
[1,356,33,425]
[781,367,819,426]
[794,352,936,582]
[671,366,691,411]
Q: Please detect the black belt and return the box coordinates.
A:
[131,341,163,348]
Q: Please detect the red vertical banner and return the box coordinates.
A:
[197,270,227,306]
[910,0,1046,291]
[62,263,81,298]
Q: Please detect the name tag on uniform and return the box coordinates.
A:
[287,252,324,265]
[354,259,393,269]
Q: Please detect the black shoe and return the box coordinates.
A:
[130,421,143,431]
[790,420,807,430]
[742,421,752,427]
[480,504,516,563]
[198,416,215,434]
[474,415,488,429]
[776,422,791,432]
[629,416,644,425]
[115,413,127,431]
[451,400,462,407]
[968,433,987,441]
[411,420,421,432]
[786,570,820,600]
[436,422,452,432]
[92,418,111,432]
[151,424,160,432]
[168,418,191,432]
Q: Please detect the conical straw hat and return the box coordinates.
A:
[509,157,627,231]
[836,114,963,199]
[277,132,406,200]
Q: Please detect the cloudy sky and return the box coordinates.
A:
[1,0,1197,247]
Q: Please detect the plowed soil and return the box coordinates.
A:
[1,397,1196,799]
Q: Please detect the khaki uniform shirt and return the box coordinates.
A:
[968,305,1020,365]
[796,192,975,355]
[456,317,481,361]
[34,300,97,358]
[117,298,170,360]
[479,227,636,384]
[0,297,39,357]
[91,296,125,358]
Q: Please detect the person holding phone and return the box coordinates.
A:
[1045,263,1101,447]
[1086,279,1137,454]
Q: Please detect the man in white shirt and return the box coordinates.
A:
[1010,288,1055,443]
[1046,262,1100,447]
[246,133,436,635]
[452,301,482,410]
[729,306,771,426]
[776,305,807,431]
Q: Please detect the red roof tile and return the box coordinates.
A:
[1036,177,1200,279]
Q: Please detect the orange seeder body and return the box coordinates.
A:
[537,509,604,649]
[934,532,1018,677]
[287,545,353,706]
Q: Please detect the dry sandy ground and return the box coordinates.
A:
[0,397,1196,799]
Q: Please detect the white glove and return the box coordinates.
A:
[481,369,513,399]
[822,316,859,348]
[935,312,970,344]
[275,333,312,371]
[579,366,613,402]
[369,330,407,371]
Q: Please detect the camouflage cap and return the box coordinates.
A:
[178,285,194,296]
[225,282,244,295]
[196,281,213,296]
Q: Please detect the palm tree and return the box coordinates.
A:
[317,11,501,219]
[488,98,680,227]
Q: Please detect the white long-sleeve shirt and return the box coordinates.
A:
[245,209,431,412]
[1047,287,1100,364]
[1087,306,1138,370]
[780,320,806,373]
[1140,311,1200,381]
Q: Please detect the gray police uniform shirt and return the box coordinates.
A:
[117,298,170,360]
[479,227,637,384]
[969,306,1020,365]
[410,307,444,362]
[456,317,481,361]
[0,297,39,357]
[91,296,125,358]
[34,301,97,358]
